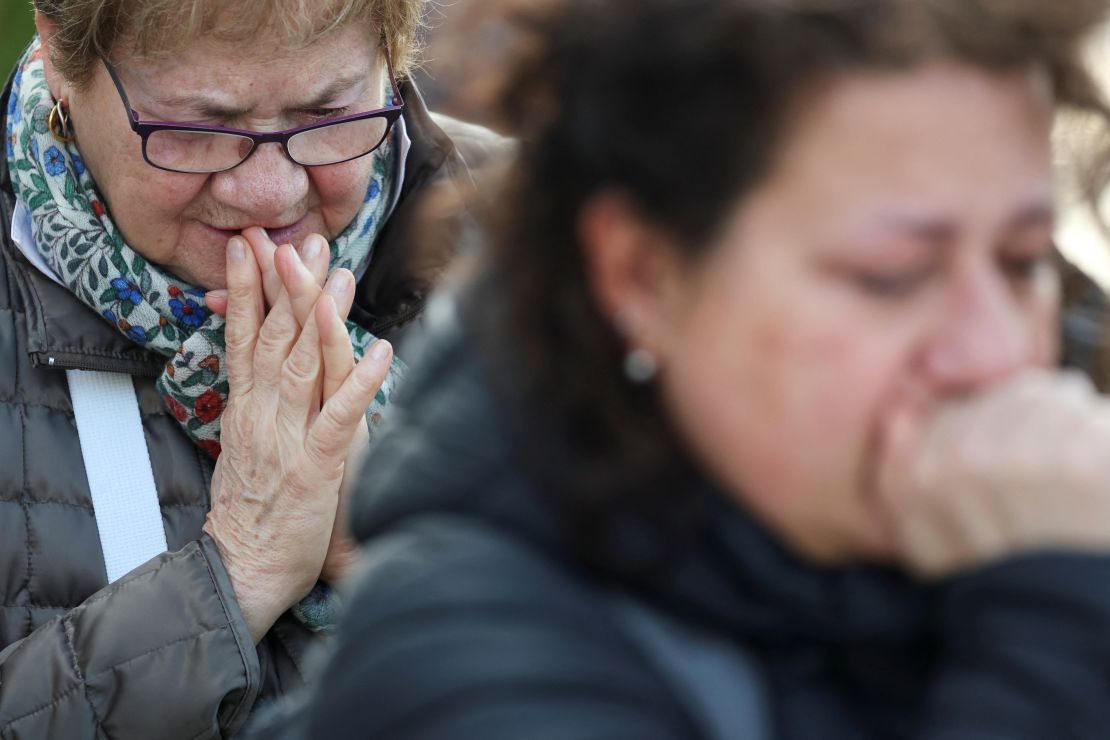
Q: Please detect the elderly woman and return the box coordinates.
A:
[282,0,1110,738]
[0,0,505,737]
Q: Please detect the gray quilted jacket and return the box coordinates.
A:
[0,59,508,740]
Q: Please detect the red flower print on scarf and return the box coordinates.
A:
[194,390,224,424]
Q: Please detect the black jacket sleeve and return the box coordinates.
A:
[921,554,1110,740]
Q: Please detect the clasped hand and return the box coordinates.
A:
[878,369,1110,578]
[202,228,389,642]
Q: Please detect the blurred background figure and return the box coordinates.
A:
[265,0,1110,738]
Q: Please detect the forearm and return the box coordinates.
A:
[0,536,260,739]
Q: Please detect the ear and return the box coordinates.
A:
[578,191,687,357]
[34,10,73,104]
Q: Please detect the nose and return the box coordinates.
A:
[208,141,309,225]
[921,267,1034,394]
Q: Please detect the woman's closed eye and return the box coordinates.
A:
[998,239,1054,283]
[852,265,937,299]
[301,106,354,123]
[999,254,1048,281]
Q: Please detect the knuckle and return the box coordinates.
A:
[225,329,254,356]
[255,325,288,356]
[282,346,318,387]
[318,402,352,433]
[302,438,338,473]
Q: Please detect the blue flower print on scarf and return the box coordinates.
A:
[111,277,143,304]
[6,90,20,124]
[126,326,148,344]
[169,293,206,329]
[43,145,66,176]
[71,151,86,176]
[359,215,376,238]
[29,137,38,162]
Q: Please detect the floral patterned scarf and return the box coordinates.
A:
[6,40,404,458]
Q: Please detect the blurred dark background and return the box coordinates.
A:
[2,0,35,75]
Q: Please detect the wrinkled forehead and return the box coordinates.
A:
[107,23,384,117]
[108,0,381,63]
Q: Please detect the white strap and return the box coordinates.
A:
[67,370,168,583]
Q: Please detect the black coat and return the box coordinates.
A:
[285,292,1110,740]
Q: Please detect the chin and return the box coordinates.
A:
[172,260,226,291]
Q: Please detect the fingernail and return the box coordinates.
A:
[327,271,351,296]
[258,227,270,240]
[229,238,246,262]
[303,236,321,262]
[206,289,227,301]
[369,340,392,362]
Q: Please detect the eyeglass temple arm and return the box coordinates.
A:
[99,55,141,125]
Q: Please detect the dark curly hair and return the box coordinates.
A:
[473,0,1110,567]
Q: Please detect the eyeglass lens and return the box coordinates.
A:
[145,117,393,173]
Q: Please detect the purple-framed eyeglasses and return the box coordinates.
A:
[100,53,405,174]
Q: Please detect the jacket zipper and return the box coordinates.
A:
[32,351,163,379]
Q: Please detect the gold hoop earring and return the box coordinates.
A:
[48,101,75,144]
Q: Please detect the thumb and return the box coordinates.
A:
[205,290,229,317]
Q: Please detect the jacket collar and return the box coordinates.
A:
[348,78,475,335]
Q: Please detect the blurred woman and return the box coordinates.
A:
[0,0,506,736]
[288,0,1110,738]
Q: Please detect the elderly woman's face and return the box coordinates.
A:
[651,65,1059,562]
[52,25,384,288]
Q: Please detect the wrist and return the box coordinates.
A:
[203,522,296,642]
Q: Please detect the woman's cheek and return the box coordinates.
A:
[310,161,375,233]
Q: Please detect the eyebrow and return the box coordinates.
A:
[869,200,1055,244]
[148,72,372,119]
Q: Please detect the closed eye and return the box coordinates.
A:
[853,267,936,298]
[1000,252,1051,281]
[302,106,354,123]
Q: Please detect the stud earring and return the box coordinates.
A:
[48,101,75,143]
[623,348,658,384]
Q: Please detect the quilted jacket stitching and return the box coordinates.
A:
[0,399,181,426]
[3,625,230,730]
[0,604,82,612]
[1,680,84,731]
[0,498,92,511]
[75,549,200,611]
[84,625,232,683]
[0,498,207,510]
